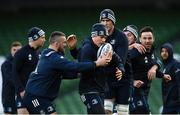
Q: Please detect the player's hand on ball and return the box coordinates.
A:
[97,43,113,59]
[116,67,123,81]
[95,52,112,67]
[67,34,77,50]
[105,50,113,61]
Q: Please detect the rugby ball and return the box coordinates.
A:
[97,43,113,58]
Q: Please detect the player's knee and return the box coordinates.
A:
[116,104,129,115]
[17,108,29,114]
[104,100,114,114]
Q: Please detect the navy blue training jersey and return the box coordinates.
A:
[25,48,96,100]
[105,28,128,86]
[129,47,160,94]
[160,43,180,107]
[106,28,128,65]
[78,38,107,94]
[13,44,40,93]
[1,55,16,105]
[70,28,128,86]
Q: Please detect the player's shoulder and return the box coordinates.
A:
[20,44,30,51]
[41,48,57,57]
[114,28,125,35]
[42,48,65,61]
[81,38,94,50]
[15,45,29,56]
[82,42,92,49]
[1,56,12,68]
[173,59,180,68]
[114,28,127,41]
[173,60,180,74]
[13,49,26,60]
[80,45,93,56]
[129,48,141,59]
[1,60,7,68]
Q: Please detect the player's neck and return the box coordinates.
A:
[48,45,58,52]
[108,26,114,36]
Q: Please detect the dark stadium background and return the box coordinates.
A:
[0,0,180,114]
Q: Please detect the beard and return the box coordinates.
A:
[58,48,65,55]
[144,44,152,52]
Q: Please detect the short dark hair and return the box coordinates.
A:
[11,41,22,48]
[49,31,66,44]
[140,26,154,36]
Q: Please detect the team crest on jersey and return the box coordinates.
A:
[110,39,115,45]
[17,102,22,107]
[137,100,143,106]
[102,13,106,18]
[28,54,32,60]
[92,99,98,105]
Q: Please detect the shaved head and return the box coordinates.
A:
[49,31,66,44]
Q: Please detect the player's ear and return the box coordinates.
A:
[55,41,59,47]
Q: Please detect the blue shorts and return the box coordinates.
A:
[129,89,150,114]
[80,92,105,114]
[2,81,17,113]
[3,104,17,114]
[105,81,130,104]
[23,92,56,114]
[16,93,26,108]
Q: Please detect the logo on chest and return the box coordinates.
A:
[28,54,32,60]
[144,54,155,63]
[144,56,148,63]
